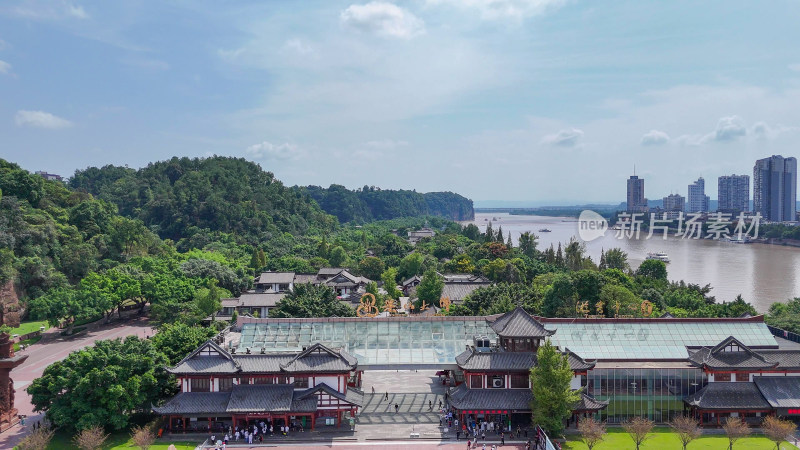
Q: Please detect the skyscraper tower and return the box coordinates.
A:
[753,155,797,221]
[718,174,750,214]
[627,174,646,213]
[687,177,710,213]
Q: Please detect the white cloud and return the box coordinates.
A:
[789,63,800,72]
[217,47,246,61]
[427,0,566,21]
[14,110,73,129]
[283,39,313,55]
[711,115,746,142]
[340,2,425,39]
[66,4,88,19]
[541,128,583,146]
[0,60,10,74]
[245,141,303,160]
[640,129,670,146]
[12,2,89,20]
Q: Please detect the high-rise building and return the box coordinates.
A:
[718,174,750,214]
[662,193,685,220]
[626,175,647,213]
[687,177,710,213]
[753,155,797,222]
[663,194,685,212]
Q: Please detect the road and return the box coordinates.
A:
[0,316,156,448]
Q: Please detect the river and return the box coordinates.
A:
[466,212,800,312]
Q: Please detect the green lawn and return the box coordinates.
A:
[10,319,48,335]
[37,430,197,450]
[13,335,42,351]
[563,427,799,449]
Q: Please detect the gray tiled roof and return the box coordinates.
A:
[255,272,296,284]
[296,383,364,407]
[574,393,609,412]
[688,336,776,370]
[441,282,491,302]
[169,340,240,375]
[490,307,556,338]
[153,392,231,415]
[753,377,800,408]
[290,392,319,412]
[234,354,293,373]
[169,356,239,375]
[293,273,318,284]
[455,350,536,371]
[448,384,532,411]
[455,349,594,372]
[226,384,295,412]
[759,350,800,370]
[280,343,358,373]
[235,292,286,308]
[684,382,770,410]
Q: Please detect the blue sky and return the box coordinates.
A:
[2,0,800,204]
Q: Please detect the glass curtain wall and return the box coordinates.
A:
[588,368,707,423]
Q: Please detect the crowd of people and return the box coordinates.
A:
[209,420,303,449]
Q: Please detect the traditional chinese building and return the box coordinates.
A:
[448,307,608,426]
[683,336,800,425]
[153,340,364,431]
[165,308,800,429]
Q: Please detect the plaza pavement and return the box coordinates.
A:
[0,315,156,448]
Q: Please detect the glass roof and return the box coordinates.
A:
[548,321,777,360]
[238,319,497,366]
[236,317,778,365]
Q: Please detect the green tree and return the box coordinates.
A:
[149,322,216,365]
[381,268,402,299]
[530,340,581,437]
[399,252,425,279]
[194,280,226,322]
[270,283,355,318]
[28,288,101,335]
[599,284,640,317]
[637,259,667,281]
[358,256,385,281]
[416,270,444,307]
[601,248,629,271]
[542,273,575,317]
[518,232,538,258]
[564,238,586,271]
[328,245,347,267]
[27,336,172,431]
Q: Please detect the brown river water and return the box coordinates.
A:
[466,212,800,312]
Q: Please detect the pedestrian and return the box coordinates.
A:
[385,391,389,401]
[439,399,443,409]
[429,400,433,411]
[516,425,521,437]
[456,430,460,440]
[526,440,531,450]
[500,432,505,446]
[394,403,399,413]
[467,439,471,449]
[481,431,485,441]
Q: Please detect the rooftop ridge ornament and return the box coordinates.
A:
[356,293,379,318]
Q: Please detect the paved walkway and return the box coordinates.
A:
[0,315,155,448]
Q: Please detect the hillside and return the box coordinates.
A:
[0,158,164,299]
[70,156,337,244]
[300,184,474,223]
